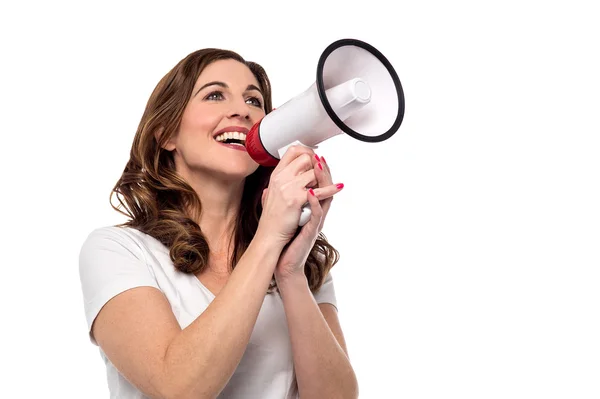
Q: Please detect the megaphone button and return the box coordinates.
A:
[353,79,371,103]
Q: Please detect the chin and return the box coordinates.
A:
[216,161,260,181]
[245,163,261,177]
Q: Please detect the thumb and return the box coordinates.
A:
[304,188,323,231]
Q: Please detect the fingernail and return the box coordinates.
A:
[309,188,315,196]
[336,183,344,190]
[318,163,323,170]
[321,156,326,164]
[314,154,320,162]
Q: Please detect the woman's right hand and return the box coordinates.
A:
[256,145,319,246]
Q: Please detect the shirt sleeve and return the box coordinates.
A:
[313,272,337,311]
[78,226,160,346]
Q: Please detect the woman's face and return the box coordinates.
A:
[168,58,266,181]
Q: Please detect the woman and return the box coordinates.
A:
[78,48,358,399]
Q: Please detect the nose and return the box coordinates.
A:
[227,98,251,120]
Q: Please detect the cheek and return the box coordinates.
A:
[178,105,223,142]
[253,107,266,120]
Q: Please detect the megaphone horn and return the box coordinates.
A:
[246,38,405,226]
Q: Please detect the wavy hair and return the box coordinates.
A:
[110,48,339,293]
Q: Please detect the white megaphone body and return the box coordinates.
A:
[246,38,405,226]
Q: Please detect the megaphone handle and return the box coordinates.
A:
[298,203,312,226]
[277,140,319,158]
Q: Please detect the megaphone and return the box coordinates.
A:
[246,38,405,226]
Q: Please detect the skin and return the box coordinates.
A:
[168,59,356,397]
[164,58,342,286]
[163,59,265,266]
[93,58,357,399]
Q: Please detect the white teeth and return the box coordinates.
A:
[214,132,247,143]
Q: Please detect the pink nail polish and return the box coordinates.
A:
[321,156,326,164]
[336,183,344,190]
[314,154,320,162]
[309,188,315,196]
[318,163,323,170]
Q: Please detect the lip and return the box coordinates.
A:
[220,143,248,152]
[213,126,250,138]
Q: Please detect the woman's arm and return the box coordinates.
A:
[92,229,284,399]
[277,274,359,399]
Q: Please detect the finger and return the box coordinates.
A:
[313,155,333,190]
[311,182,344,200]
[261,188,268,207]
[304,187,324,231]
[275,169,318,211]
[312,183,341,231]
[292,169,317,190]
[287,152,315,177]
[319,156,330,173]
[273,145,316,173]
[272,152,315,186]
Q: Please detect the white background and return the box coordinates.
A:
[1,0,599,398]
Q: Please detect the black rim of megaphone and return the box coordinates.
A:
[316,38,405,143]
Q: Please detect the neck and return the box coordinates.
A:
[177,165,245,261]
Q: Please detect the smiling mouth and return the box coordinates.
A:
[214,132,247,147]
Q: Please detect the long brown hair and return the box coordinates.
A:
[110,48,339,293]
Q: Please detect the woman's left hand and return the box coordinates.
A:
[267,152,344,283]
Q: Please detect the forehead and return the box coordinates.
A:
[195,59,260,89]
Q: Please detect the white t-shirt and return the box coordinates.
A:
[78,226,337,399]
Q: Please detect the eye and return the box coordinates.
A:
[246,96,263,108]
[204,91,224,101]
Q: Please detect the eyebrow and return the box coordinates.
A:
[193,81,263,98]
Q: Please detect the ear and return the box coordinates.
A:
[154,127,176,151]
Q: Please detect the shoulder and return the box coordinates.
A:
[80,225,145,256]
[80,225,169,265]
[78,225,163,296]
[82,224,167,249]
[79,225,171,267]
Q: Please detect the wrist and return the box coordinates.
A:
[246,229,286,265]
[254,225,289,250]
[275,270,308,292]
